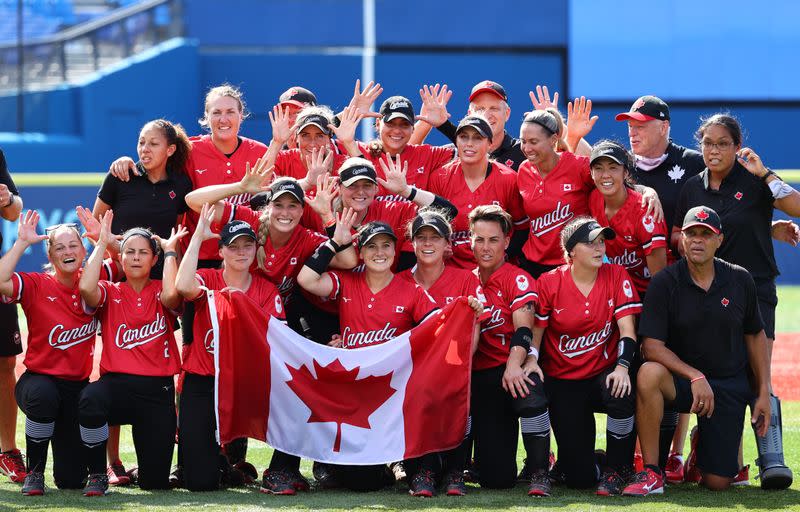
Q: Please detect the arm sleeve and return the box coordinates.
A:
[436,120,458,144]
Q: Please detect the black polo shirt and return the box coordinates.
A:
[98,168,192,238]
[674,161,777,280]
[639,258,762,378]
[437,121,525,170]
[0,149,20,249]
[631,141,705,245]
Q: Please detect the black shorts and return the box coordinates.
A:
[0,302,21,357]
[754,278,777,340]
[517,254,560,279]
[668,372,752,478]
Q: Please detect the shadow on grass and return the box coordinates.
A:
[1,480,799,511]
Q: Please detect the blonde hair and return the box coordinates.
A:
[254,177,304,271]
[43,225,84,273]
[199,84,249,129]
[559,215,594,263]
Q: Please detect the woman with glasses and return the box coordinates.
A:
[0,213,118,496]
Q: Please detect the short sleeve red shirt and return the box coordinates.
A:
[357,142,454,201]
[534,264,642,379]
[398,265,490,322]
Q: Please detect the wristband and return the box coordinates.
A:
[511,326,533,352]
[768,178,795,199]
[163,251,178,259]
[335,241,353,253]
[406,187,418,201]
[528,346,539,360]
[761,169,777,181]
[690,374,706,384]
[617,336,637,369]
[328,239,341,252]
[304,242,336,275]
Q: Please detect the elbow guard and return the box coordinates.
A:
[511,327,533,353]
[617,336,637,369]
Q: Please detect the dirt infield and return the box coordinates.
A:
[13,332,800,400]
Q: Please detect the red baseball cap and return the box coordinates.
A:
[615,95,670,122]
[469,80,507,102]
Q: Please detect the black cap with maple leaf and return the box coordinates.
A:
[682,206,721,234]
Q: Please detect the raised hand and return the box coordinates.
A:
[737,147,769,178]
[304,147,334,188]
[566,96,598,140]
[332,207,358,247]
[330,105,365,144]
[349,79,383,119]
[268,105,293,144]
[307,174,339,219]
[772,219,800,247]
[529,85,560,111]
[417,83,452,127]
[376,154,410,196]
[193,203,221,243]
[17,210,47,245]
[76,206,101,242]
[108,156,138,182]
[98,210,114,246]
[240,158,273,194]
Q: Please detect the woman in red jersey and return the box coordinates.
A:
[427,115,528,269]
[175,204,284,492]
[77,213,185,496]
[0,212,118,496]
[588,141,668,299]
[531,216,641,495]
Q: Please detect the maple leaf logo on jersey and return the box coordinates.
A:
[563,183,573,192]
[721,297,730,307]
[395,306,405,313]
[642,215,655,233]
[622,280,633,298]
[516,275,529,291]
[667,165,685,183]
[505,159,514,167]
[735,191,743,201]
[169,190,176,199]
[286,359,396,452]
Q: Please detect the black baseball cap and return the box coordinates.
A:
[249,191,271,211]
[565,220,616,253]
[379,96,415,124]
[590,141,630,167]
[296,112,332,135]
[279,86,317,109]
[615,95,670,122]
[682,206,722,234]
[357,222,397,249]
[469,80,507,102]
[411,212,451,238]
[270,179,305,205]
[339,159,378,187]
[455,115,493,142]
[220,220,257,246]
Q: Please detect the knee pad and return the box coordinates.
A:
[753,394,793,490]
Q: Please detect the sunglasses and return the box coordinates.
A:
[45,223,79,234]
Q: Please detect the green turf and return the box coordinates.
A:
[1,404,799,510]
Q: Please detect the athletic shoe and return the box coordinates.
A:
[312,461,339,489]
[0,449,27,483]
[391,461,407,483]
[548,459,566,486]
[622,467,664,496]
[633,452,644,473]
[21,471,45,496]
[287,469,310,491]
[234,460,258,483]
[684,426,701,483]
[260,470,296,495]
[733,464,750,486]
[528,469,552,497]
[221,462,248,488]
[83,473,109,497]
[463,459,479,483]
[126,466,139,486]
[444,470,467,496]
[596,469,626,496]
[409,469,436,497]
[168,465,184,489]
[665,453,684,484]
[107,459,130,486]
[517,458,532,483]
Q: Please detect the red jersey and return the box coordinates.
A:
[518,152,594,266]
[534,264,642,380]
[182,268,285,377]
[274,149,348,182]
[92,280,181,377]
[218,201,328,298]
[589,188,668,293]
[184,135,268,261]
[475,263,537,371]
[428,161,528,269]
[399,265,490,322]
[328,271,439,349]
[2,262,118,381]
[357,142,454,201]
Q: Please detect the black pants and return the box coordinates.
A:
[471,365,549,489]
[179,373,221,491]
[79,373,176,490]
[329,464,390,491]
[0,301,21,357]
[15,371,87,488]
[545,366,636,488]
[286,288,340,345]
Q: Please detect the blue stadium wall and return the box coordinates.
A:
[1,0,799,280]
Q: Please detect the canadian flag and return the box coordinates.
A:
[210,290,474,465]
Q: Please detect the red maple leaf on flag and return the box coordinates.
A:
[285,359,396,452]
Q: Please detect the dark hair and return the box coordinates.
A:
[522,110,559,137]
[590,139,637,189]
[142,119,192,175]
[120,227,158,255]
[468,204,513,236]
[695,113,743,147]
